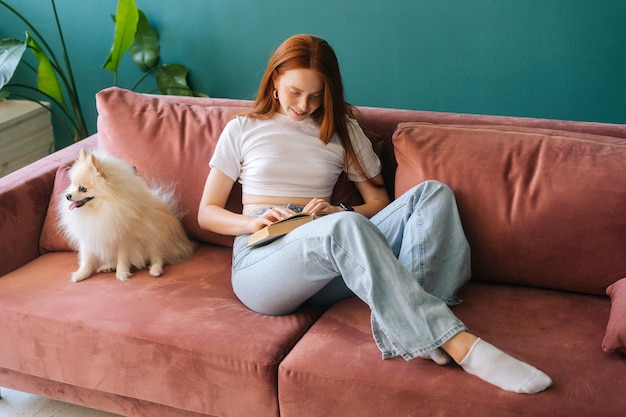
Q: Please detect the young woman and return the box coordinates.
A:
[198,34,552,394]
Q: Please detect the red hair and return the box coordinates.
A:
[244,34,375,182]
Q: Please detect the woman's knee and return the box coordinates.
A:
[401,180,457,209]
[412,180,453,197]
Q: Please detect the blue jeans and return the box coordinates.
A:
[231,180,470,360]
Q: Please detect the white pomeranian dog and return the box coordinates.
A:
[59,149,195,282]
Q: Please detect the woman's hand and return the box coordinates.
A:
[262,206,298,223]
[247,206,298,233]
[303,198,342,214]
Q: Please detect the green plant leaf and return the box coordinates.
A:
[102,0,139,71]
[156,63,194,96]
[130,10,159,72]
[0,38,27,89]
[26,32,65,107]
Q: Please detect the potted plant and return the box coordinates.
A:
[0,0,204,143]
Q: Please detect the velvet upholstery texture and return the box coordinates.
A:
[602,277,626,353]
[39,165,73,252]
[0,167,54,272]
[0,248,323,417]
[393,122,626,295]
[0,369,210,417]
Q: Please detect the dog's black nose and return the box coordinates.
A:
[66,194,72,201]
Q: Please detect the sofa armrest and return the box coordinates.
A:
[0,136,96,276]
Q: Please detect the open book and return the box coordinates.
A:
[247,212,330,247]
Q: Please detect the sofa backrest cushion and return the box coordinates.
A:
[393,122,626,295]
[92,88,371,247]
[39,165,73,252]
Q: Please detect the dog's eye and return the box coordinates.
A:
[78,186,87,193]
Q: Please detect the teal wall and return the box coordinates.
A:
[2,0,625,148]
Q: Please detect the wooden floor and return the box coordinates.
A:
[0,388,123,417]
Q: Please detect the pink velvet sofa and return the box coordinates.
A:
[1,87,625,417]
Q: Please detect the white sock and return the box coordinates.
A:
[418,348,452,365]
[458,338,552,394]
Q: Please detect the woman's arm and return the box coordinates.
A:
[301,174,390,218]
[198,168,272,236]
[353,174,390,218]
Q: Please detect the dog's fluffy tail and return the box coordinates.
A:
[151,185,186,220]
[149,185,195,263]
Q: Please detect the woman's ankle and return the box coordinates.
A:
[441,331,478,363]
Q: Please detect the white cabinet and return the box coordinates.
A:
[0,100,54,177]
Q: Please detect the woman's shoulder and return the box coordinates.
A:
[344,116,369,141]
[223,114,263,133]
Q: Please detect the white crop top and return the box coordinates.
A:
[209,113,381,198]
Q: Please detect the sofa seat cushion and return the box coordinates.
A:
[393,122,626,295]
[278,282,623,417]
[0,245,323,417]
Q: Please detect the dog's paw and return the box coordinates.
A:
[116,271,133,281]
[71,271,91,282]
[149,264,164,278]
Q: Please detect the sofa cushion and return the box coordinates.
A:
[279,282,623,417]
[602,277,626,354]
[39,165,74,252]
[393,122,626,295]
[0,246,323,417]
